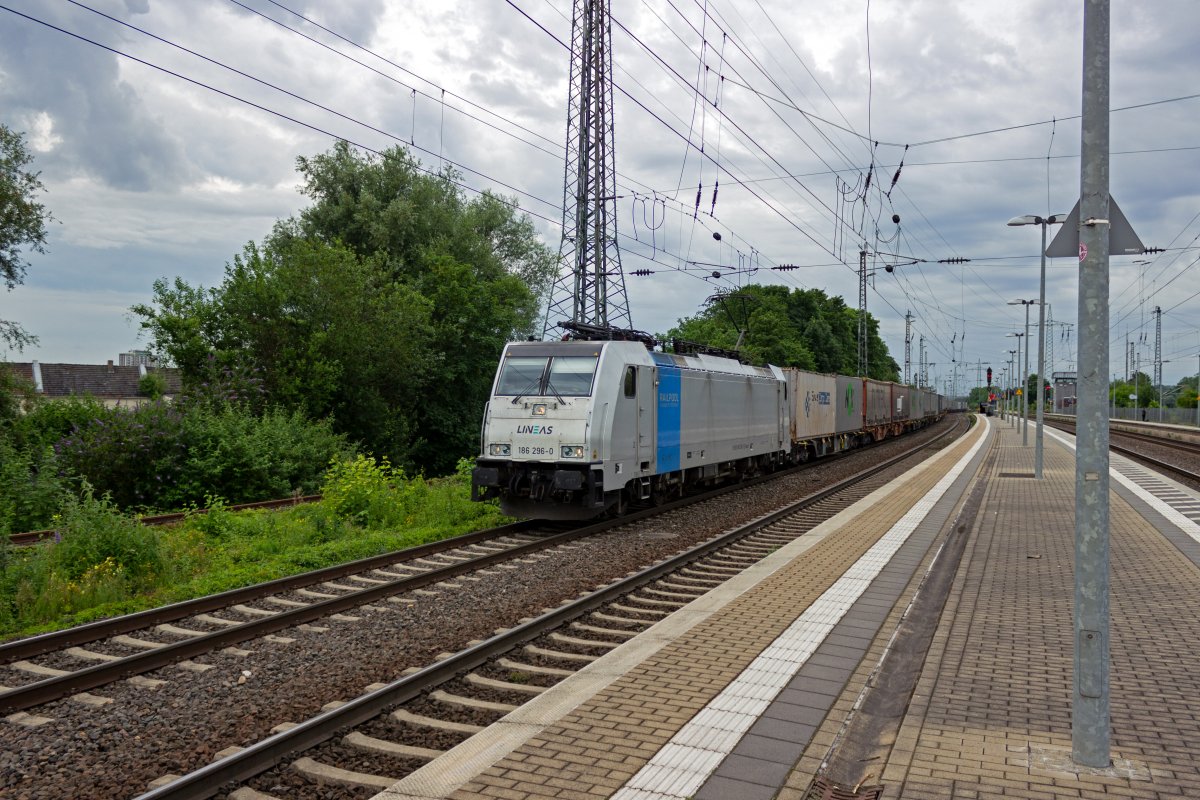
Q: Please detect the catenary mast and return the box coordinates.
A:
[541,0,631,337]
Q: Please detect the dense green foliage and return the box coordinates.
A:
[134,142,557,475]
[0,379,352,529]
[1,123,51,350]
[1109,372,1159,408]
[664,284,900,381]
[0,459,509,638]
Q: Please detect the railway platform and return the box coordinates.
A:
[373,414,1200,800]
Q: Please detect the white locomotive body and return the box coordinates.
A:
[472,339,788,519]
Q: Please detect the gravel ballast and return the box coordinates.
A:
[0,416,963,799]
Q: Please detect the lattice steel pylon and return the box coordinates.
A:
[1154,305,1162,406]
[857,249,868,376]
[541,0,631,338]
[904,310,913,385]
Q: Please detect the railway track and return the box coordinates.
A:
[0,521,566,713]
[7,494,323,546]
[1046,420,1200,484]
[0,433,892,713]
[131,417,967,800]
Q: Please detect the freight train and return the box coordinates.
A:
[471,329,946,520]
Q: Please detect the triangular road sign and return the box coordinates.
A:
[1045,196,1145,258]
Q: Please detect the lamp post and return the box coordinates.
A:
[1009,215,1067,477]
[1009,299,1040,447]
[1007,350,1018,422]
[1001,366,1008,419]
[1008,331,1027,441]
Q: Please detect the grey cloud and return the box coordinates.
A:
[242,0,388,49]
[0,2,191,191]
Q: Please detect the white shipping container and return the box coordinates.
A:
[785,369,838,442]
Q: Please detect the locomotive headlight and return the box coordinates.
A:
[561,445,585,459]
[532,403,547,416]
[489,443,511,456]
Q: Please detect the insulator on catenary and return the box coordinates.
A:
[887,144,909,199]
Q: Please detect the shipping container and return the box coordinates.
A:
[866,379,893,426]
[785,369,838,442]
[835,375,865,434]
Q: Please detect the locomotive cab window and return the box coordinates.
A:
[496,357,549,396]
[497,355,599,397]
[548,356,599,396]
[623,366,636,398]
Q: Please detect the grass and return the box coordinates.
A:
[0,458,511,640]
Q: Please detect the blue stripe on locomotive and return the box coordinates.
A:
[655,361,681,472]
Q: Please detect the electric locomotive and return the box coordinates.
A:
[471,330,788,520]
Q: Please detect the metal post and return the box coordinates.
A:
[1074,0,1111,768]
[1036,227,1047,477]
[1154,306,1162,422]
[858,249,868,376]
[1009,350,1018,425]
[1023,302,1031,446]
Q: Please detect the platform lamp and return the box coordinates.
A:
[999,366,1008,419]
[1007,301,1038,447]
[1006,332,1027,437]
[1008,213,1067,478]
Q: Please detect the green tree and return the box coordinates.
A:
[1109,372,1157,409]
[1177,386,1198,410]
[135,142,556,474]
[665,284,900,380]
[1,124,52,351]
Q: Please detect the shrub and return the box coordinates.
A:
[13,394,109,453]
[52,400,186,510]
[46,487,164,590]
[138,372,167,399]
[166,404,351,508]
[0,439,69,533]
[50,395,351,512]
[320,454,421,528]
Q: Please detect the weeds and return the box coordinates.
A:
[0,458,511,639]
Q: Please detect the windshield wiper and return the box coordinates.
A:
[544,379,567,405]
[509,375,544,404]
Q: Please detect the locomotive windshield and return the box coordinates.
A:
[495,355,598,397]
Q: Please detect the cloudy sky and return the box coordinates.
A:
[2,0,1198,392]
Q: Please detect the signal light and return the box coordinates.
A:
[987,367,992,386]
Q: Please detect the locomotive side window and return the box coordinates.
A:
[623,366,636,398]
[496,357,548,395]
[547,356,599,396]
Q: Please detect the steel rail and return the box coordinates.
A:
[0,518,546,663]
[1046,421,1200,483]
[0,447,837,711]
[1,418,947,660]
[8,494,324,546]
[132,419,965,800]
